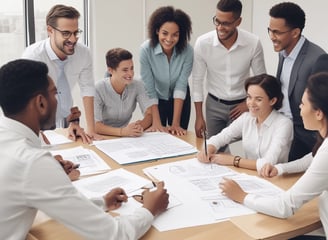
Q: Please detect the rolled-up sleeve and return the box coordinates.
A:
[173,45,193,100]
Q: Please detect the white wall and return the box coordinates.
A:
[82,0,328,134]
[88,0,252,131]
[252,0,328,75]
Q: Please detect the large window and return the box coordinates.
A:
[0,0,86,67]
[0,0,24,66]
[33,0,85,43]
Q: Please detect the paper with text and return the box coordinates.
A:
[51,146,111,176]
[143,158,283,231]
[93,132,197,165]
[72,168,152,199]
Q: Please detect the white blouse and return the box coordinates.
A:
[208,110,293,172]
[244,138,328,236]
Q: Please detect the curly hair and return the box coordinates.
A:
[148,6,192,54]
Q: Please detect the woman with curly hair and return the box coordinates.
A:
[140,6,193,136]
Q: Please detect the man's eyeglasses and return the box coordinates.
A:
[50,25,83,39]
[212,16,239,27]
[267,27,292,37]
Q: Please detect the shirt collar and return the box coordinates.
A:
[45,38,69,64]
[0,116,42,147]
[45,38,59,61]
[261,110,280,128]
[154,43,177,57]
[212,28,245,48]
[281,35,305,60]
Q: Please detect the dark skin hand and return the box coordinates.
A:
[54,155,80,181]
[66,106,81,123]
[67,122,92,144]
[103,188,128,211]
[229,101,248,121]
[66,106,92,144]
[141,181,169,216]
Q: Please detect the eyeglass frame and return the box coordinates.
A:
[212,16,239,27]
[267,27,292,37]
[50,25,83,39]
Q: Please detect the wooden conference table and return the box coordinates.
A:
[28,131,321,240]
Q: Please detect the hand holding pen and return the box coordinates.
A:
[103,188,128,211]
[141,181,169,216]
[54,155,80,181]
[196,129,214,166]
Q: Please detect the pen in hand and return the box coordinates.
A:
[203,129,212,168]
[73,163,80,169]
[203,129,207,156]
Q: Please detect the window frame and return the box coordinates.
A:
[23,0,89,47]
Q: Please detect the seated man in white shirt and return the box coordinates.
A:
[0,59,169,240]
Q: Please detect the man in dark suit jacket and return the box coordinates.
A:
[268,2,326,161]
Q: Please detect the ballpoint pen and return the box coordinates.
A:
[203,129,207,156]
[203,129,212,169]
[73,163,80,169]
[130,194,144,203]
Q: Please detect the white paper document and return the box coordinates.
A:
[50,146,111,176]
[72,168,152,199]
[93,132,197,165]
[112,188,182,216]
[42,130,72,145]
[143,158,283,231]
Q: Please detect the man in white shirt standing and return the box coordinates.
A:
[191,0,266,141]
[22,4,100,143]
[0,58,169,240]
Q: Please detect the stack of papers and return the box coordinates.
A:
[72,168,182,215]
[93,132,197,165]
[51,146,111,176]
[143,158,283,231]
[72,168,151,199]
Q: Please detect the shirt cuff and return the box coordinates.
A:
[244,194,256,209]
[173,90,186,100]
[274,164,284,176]
[90,197,108,211]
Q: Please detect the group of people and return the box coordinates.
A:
[1,0,328,239]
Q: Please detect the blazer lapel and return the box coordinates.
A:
[276,53,284,79]
[288,40,309,96]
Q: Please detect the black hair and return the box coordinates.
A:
[216,0,242,19]
[306,72,328,156]
[269,2,305,33]
[0,59,49,116]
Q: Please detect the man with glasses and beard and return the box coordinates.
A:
[22,4,101,144]
[268,2,326,161]
[191,0,266,149]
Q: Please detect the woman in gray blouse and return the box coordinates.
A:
[94,48,153,137]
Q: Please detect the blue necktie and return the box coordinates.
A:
[55,60,73,128]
